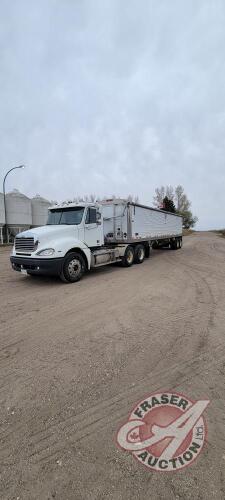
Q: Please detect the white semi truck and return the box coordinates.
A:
[10,199,183,283]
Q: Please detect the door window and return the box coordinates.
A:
[85,208,97,224]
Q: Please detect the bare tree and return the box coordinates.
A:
[153,186,165,207]
[166,185,174,201]
[153,185,174,207]
[127,194,139,202]
[64,194,139,204]
[174,185,190,212]
[153,184,198,229]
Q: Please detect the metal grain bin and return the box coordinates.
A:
[0,192,5,226]
[0,192,5,243]
[5,189,32,236]
[31,194,51,227]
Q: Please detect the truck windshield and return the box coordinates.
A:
[47,207,84,225]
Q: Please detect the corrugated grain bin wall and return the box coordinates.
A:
[31,194,51,227]
[5,189,32,234]
[0,192,5,227]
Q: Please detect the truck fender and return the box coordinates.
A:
[65,247,91,270]
[47,237,91,270]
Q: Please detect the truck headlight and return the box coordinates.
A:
[37,248,55,256]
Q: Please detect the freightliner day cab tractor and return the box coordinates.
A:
[10,199,183,283]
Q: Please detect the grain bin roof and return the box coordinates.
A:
[6,189,31,200]
[32,194,51,203]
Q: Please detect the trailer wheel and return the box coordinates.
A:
[122,246,134,267]
[170,239,178,250]
[134,244,145,264]
[144,244,151,258]
[179,238,183,249]
[60,252,85,283]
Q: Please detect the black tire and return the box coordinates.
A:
[134,244,145,264]
[179,238,183,249]
[60,252,86,283]
[121,246,134,267]
[170,239,178,250]
[145,244,151,258]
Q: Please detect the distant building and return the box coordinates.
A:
[0,192,5,244]
[31,194,51,227]
[0,189,51,243]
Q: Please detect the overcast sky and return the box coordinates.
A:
[0,0,225,229]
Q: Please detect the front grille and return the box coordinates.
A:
[15,237,35,252]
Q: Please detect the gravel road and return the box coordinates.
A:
[0,232,225,499]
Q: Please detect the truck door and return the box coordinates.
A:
[84,207,102,247]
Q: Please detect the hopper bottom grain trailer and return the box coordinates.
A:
[10,199,182,283]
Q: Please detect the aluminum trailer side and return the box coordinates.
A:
[102,200,182,244]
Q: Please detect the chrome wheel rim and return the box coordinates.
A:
[138,248,145,261]
[68,258,82,278]
[127,250,133,264]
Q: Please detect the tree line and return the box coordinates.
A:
[153,185,198,229]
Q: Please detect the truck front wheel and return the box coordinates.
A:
[122,246,134,267]
[134,244,145,264]
[60,252,85,283]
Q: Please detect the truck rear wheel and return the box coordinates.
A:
[122,246,134,267]
[134,244,145,264]
[144,244,151,258]
[170,239,178,250]
[60,252,85,283]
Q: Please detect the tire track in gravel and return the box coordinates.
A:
[150,252,215,373]
[2,341,224,468]
[1,240,220,469]
[28,347,225,465]
[1,235,225,500]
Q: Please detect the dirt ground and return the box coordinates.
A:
[0,232,225,500]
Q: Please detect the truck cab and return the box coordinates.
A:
[10,203,107,281]
[47,204,103,248]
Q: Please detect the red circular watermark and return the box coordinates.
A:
[116,392,209,472]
